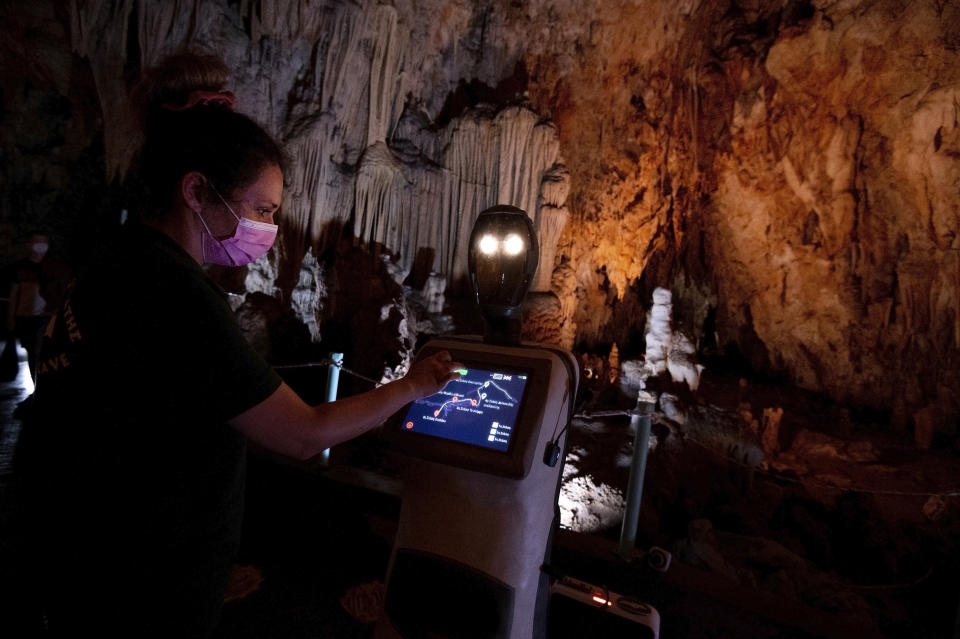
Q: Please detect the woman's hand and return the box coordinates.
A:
[232,350,463,460]
[401,350,463,398]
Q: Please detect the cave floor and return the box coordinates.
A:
[2,339,960,638]
[567,369,960,639]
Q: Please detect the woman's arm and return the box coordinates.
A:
[229,350,461,460]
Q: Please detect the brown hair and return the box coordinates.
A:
[132,52,287,217]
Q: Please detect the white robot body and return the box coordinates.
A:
[378,337,577,639]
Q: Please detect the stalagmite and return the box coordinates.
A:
[667,332,704,391]
[607,343,620,383]
[243,249,282,300]
[760,407,783,458]
[290,248,325,343]
[421,273,446,315]
[645,287,673,376]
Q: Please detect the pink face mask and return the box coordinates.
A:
[195,187,278,267]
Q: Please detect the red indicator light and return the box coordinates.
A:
[592,595,611,606]
[405,422,414,429]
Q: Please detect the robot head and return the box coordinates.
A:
[468,205,539,323]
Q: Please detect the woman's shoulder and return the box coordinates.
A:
[76,224,216,305]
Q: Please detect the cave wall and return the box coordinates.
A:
[700,1,960,423]
[2,0,958,425]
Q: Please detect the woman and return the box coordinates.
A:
[12,53,459,637]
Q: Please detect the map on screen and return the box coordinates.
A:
[400,365,529,452]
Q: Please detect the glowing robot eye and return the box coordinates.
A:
[503,234,525,256]
[478,234,499,255]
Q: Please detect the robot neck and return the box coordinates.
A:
[482,314,522,346]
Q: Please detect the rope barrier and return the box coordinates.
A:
[841,563,934,591]
[273,359,383,387]
[679,431,960,499]
[573,408,947,594]
[570,410,960,500]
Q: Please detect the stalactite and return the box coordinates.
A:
[348,104,565,288]
[952,252,960,350]
[280,4,371,262]
[137,0,199,67]
[438,112,500,281]
[239,0,329,44]
[70,0,566,313]
[895,261,930,336]
[534,205,569,293]
[68,0,135,182]
[496,107,553,226]
[354,142,445,283]
[551,262,578,351]
[354,141,406,262]
[540,162,570,209]
[934,250,960,349]
[366,4,406,146]
[319,3,368,122]
[533,163,571,292]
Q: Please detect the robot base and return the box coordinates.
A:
[549,576,660,639]
[377,337,578,639]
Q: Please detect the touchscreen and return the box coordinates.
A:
[400,365,529,452]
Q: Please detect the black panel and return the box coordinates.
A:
[385,550,514,639]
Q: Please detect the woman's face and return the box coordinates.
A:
[207,164,283,238]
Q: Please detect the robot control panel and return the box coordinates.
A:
[384,343,560,479]
[399,364,529,453]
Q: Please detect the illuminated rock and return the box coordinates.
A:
[4,0,956,422]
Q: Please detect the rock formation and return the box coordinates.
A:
[1,0,958,429]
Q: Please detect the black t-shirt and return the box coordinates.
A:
[14,223,282,637]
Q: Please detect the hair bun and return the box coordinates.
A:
[135,52,231,117]
[159,90,235,112]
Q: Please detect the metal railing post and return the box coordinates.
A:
[619,390,657,558]
[320,352,343,466]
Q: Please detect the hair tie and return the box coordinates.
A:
[160,90,235,112]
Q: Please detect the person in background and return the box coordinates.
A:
[5,232,73,386]
[10,52,461,638]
